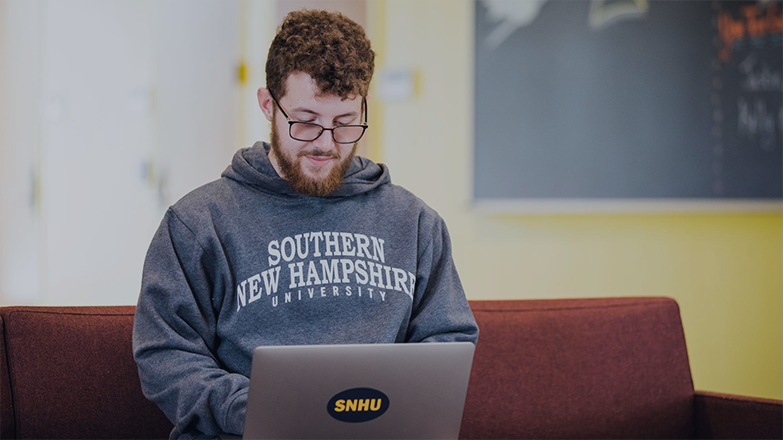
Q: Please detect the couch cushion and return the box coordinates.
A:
[1,314,14,439]
[2,307,173,439]
[460,297,695,439]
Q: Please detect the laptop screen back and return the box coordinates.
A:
[243,342,475,439]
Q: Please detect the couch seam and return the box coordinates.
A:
[5,310,134,318]
[470,300,670,313]
[695,392,783,407]
[708,399,783,407]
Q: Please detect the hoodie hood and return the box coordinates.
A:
[222,141,391,198]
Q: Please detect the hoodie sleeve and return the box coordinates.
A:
[405,215,479,344]
[133,209,248,439]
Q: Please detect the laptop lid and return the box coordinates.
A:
[242,342,475,440]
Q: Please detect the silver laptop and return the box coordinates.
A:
[241,342,475,439]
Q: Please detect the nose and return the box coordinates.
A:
[312,128,337,152]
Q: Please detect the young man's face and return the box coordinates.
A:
[258,72,363,197]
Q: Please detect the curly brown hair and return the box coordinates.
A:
[266,9,375,100]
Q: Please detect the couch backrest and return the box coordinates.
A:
[460,297,695,439]
[0,307,172,439]
[1,298,695,439]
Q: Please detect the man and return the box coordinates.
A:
[133,9,478,439]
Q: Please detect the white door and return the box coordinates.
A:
[37,0,240,305]
[1,0,241,306]
[40,0,159,305]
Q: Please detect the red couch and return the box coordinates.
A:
[1,297,781,439]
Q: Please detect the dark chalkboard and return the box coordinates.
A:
[473,0,782,208]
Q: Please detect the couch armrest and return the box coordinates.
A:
[694,390,782,439]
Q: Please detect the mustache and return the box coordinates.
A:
[297,149,340,159]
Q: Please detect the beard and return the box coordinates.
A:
[270,118,357,197]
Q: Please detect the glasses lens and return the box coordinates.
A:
[290,123,322,141]
[333,126,366,143]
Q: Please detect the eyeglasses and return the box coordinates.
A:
[268,90,368,144]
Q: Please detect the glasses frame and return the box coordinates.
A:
[268,90,368,144]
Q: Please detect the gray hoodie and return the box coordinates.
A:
[132,142,478,439]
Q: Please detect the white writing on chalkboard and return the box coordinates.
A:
[737,97,782,152]
[718,2,783,63]
[480,0,651,50]
[739,54,782,92]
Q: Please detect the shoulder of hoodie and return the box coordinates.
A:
[166,177,241,232]
[375,181,448,237]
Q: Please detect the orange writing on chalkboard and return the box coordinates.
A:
[718,2,783,63]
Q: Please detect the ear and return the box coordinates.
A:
[257,87,274,121]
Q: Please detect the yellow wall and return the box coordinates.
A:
[372,0,783,400]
